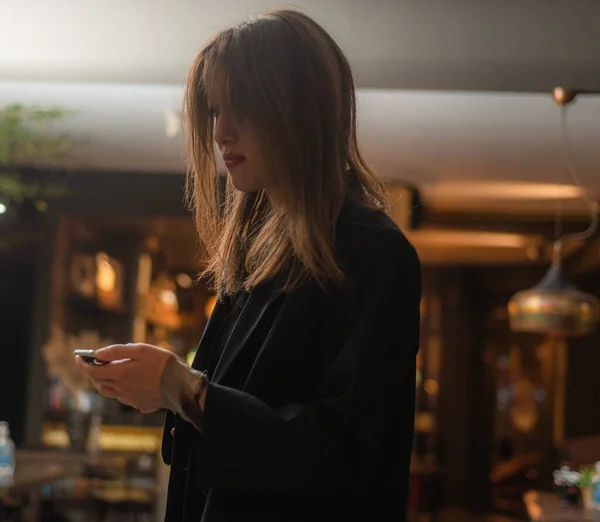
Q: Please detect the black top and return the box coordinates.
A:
[204,292,249,378]
[162,199,422,522]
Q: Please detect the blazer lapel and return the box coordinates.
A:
[212,282,281,383]
[191,295,233,371]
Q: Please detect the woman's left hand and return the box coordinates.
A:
[76,343,175,413]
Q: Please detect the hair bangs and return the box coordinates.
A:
[201,31,261,131]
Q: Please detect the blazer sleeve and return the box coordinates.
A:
[161,410,176,465]
[189,237,421,493]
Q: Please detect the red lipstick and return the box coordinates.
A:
[222,153,246,170]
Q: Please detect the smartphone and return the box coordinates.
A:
[73,349,109,366]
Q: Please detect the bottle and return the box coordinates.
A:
[591,461,600,506]
[0,421,15,478]
[580,465,595,509]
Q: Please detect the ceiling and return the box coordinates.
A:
[1,0,599,265]
[2,0,600,92]
[1,81,597,216]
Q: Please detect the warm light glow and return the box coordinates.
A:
[96,253,117,293]
[0,203,6,214]
[409,230,530,249]
[521,296,543,314]
[581,302,593,317]
[176,273,192,289]
[158,289,178,307]
[423,379,439,395]
[205,295,217,319]
[526,244,542,261]
[414,412,435,433]
[552,87,576,106]
[553,87,567,104]
[509,288,600,336]
[425,181,586,201]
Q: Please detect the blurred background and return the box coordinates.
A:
[1,1,600,521]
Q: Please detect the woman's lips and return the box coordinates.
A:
[223,153,246,170]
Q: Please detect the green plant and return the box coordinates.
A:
[0,104,73,249]
[0,104,73,166]
[579,465,594,488]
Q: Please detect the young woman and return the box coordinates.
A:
[77,9,421,522]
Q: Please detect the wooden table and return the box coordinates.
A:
[524,491,600,522]
[0,450,83,521]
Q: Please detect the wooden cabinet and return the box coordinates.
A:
[31,211,211,439]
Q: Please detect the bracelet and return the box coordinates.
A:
[160,356,210,431]
[179,371,209,431]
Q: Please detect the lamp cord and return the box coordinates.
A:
[554,199,563,243]
[553,104,599,260]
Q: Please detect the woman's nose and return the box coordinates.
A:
[214,113,238,147]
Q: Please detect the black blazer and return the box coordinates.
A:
[162,200,421,522]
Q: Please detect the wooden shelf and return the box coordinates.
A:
[37,213,210,439]
[42,422,163,453]
[44,406,165,428]
[68,293,127,315]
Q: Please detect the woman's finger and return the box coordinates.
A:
[94,382,120,399]
[95,344,145,362]
[76,355,129,381]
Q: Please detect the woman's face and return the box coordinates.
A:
[212,103,268,193]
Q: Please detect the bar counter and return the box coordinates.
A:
[524,491,600,522]
[1,450,82,499]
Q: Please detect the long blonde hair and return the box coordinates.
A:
[184,9,387,294]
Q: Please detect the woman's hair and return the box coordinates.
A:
[184,9,387,294]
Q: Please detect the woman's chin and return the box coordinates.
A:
[228,173,264,193]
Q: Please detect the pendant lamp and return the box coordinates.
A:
[508,88,600,337]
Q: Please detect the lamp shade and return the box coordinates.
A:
[508,263,600,337]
